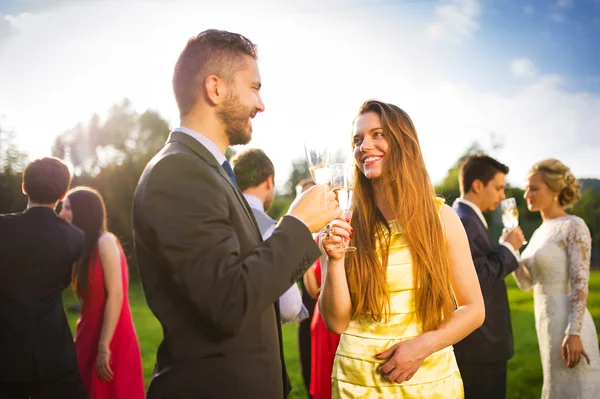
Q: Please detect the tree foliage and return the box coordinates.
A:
[2,109,598,271]
[49,99,171,270]
[0,123,28,213]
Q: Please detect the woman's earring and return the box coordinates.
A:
[554,197,558,201]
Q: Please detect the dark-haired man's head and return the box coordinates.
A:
[173,29,265,148]
[22,157,71,208]
[459,154,509,212]
[231,149,275,210]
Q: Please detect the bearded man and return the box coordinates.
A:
[132,29,341,399]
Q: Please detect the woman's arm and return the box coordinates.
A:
[418,204,485,350]
[512,263,533,291]
[318,219,354,334]
[378,205,485,383]
[303,262,320,299]
[96,232,125,381]
[303,235,322,299]
[561,218,593,367]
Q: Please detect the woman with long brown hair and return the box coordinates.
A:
[319,100,485,398]
[60,186,144,399]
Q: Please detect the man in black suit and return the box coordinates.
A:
[133,29,341,399]
[452,154,525,399]
[0,157,86,399]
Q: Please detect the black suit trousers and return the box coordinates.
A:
[459,360,507,399]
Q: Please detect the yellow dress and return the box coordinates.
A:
[331,199,464,398]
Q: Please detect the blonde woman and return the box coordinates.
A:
[514,159,600,398]
[320,100,485,398]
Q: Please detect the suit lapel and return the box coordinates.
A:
[455,202,494,250]
[166,132,261,239]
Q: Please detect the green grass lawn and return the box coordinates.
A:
[63,270,600,398]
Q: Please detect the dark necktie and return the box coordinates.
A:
[221,160,238,188]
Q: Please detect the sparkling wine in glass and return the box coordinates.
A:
[331,163,356,252]
[305,143,331,186]
[500,197,527,244]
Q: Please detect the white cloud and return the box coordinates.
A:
[0,0,598,190]
[0,12,34,42]
[557,0,573,9]
[411,73,600,187]
[511,58,538,78]
[427,0,481,42]
[4,12,34,28]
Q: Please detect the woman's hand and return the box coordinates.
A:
[376,337,430,384]
[320,215,353,262]
[96,347,115,381]
[562,334,590,368]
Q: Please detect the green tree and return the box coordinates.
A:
[573,188,600,265]
[435,141,485,203]
[433,141,540,242]
[283,157,311,196]
[0,123,28,213]
[266,156,312,220]
[52,100,171,271]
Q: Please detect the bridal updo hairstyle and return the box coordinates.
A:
[528,158,581,208]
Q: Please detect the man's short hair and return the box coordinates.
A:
[22,157,71,204]
[459,154,509,194]
[231,148,274,192]
[173,29,259,118]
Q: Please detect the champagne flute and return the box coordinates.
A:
[304,143,331,186]
[330,163,356,252]
[500,197,527,244]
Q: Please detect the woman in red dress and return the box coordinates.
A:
[304,253,341,399]
[60,187,144,399]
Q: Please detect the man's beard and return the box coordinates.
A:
[217,93,254,146]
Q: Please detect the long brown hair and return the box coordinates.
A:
[347,100,455,332]
[65,186,107,299]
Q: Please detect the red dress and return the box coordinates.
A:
[75,241,145,399]
[309,258,341,399]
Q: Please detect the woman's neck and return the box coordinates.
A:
[540,204,568,222]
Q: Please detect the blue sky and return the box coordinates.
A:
[0,0,599,188]
[470,0,600,92]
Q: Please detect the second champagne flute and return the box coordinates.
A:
[331,163,356,252]
[304,143,331,186]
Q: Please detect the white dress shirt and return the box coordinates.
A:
[454,198,521,261]
[173,126,226,165]
[243,194,309,324]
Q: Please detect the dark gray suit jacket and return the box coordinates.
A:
[452,201,519,364]
[132,132,321,399]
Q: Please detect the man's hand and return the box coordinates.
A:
[502,227,525,251]
[287,185,342,233]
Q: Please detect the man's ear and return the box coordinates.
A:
[266,175,274,191]
[58,191,67,201]
[21,182,27,196]
[471,179,483,194]
[204,74,227,106]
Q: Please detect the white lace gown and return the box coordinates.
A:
[513,215,600,399]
